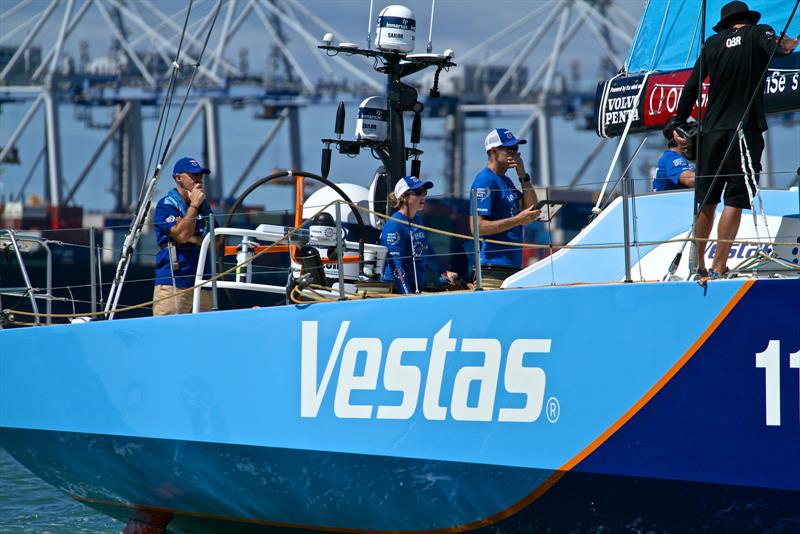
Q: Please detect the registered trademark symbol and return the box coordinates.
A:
[546,397,560,423]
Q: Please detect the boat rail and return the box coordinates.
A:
[191,224,389,312]
[0,230,54,325]
[1,188,798,327]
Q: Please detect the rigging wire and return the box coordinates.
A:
[427,0,436,53]
[689,0,707,273]
[162,1,225,152]
[665,0,707,279]
[140,0,195,199]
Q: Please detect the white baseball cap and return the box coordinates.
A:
[484,128,528,151]
[394,175,434,197]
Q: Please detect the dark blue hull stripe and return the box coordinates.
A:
[3,425,798,533]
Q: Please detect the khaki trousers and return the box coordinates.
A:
[152,285,213,316]
[474,264,520,289]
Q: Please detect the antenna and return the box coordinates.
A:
[410,111,422,144]
[410,103,423,178]
[324,101,346,179]
[427,0,436,53]
[321,145,332,179]
[334,101,346,137]
[367,0,374,49]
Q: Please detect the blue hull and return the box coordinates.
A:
[1,278,799,531]
[3,427,798,533]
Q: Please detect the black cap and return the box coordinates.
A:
[713,1,761,33]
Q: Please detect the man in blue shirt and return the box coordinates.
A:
[653,122,696,192]
[152,157,215,316]
[470,128,540,288]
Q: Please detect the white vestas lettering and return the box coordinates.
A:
[300,321,551,422]
[300,320,349,417]
[376,337,425,419]
[422,321,456,420]
[451,338,501,421]
[499,339,551,422]
[334,337,382,418]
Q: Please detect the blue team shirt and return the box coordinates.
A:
[153,188,214,288]
[380,212,444,294]
[470,167,523,268]
[653,150,694,191]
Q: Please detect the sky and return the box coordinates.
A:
[0,1,797,214]
[0,0,646,209]
[0,0,645,84]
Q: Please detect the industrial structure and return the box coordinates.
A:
[0,0,634,229]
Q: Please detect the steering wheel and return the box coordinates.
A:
[220,170,368,306]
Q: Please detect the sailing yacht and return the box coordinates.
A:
[1,1,798,532]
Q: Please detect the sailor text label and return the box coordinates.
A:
[300,321,551,422]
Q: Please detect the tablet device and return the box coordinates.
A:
[531,200,565,221]
[534,199,564,210]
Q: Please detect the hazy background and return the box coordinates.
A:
[0,0,797,214]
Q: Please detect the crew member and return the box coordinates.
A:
[469,128,540,288]
[381,176,458,294]
[152,157,215,315]
[653,121,696,191]
[672,1,798,278]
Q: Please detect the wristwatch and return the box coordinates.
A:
[519,174,531,183]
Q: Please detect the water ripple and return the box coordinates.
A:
[0,448,123,534]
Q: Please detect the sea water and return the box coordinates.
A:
[0,448,123,533]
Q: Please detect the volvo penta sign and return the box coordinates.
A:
[594,74,646,137]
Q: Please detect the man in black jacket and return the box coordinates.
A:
[673,1,798,278]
